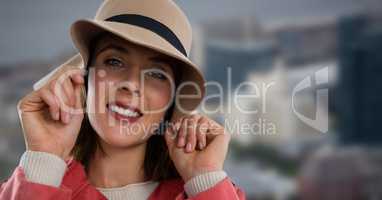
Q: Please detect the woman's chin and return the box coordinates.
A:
[89,114,157,148]
[98,127,148,148]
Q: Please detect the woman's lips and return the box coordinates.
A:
[107,102,143,123]
[109,111,141,123]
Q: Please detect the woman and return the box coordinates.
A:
[0,0,245,199]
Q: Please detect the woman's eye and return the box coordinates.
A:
[146,71,167,80]
[104,58,123,69]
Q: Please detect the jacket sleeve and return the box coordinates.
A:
[176,173,246,200]
[0,151,72,200]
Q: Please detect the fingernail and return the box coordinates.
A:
[64,113,70,124]
[178,137,185,147]
[186,143,192,152]
[175,122,181,131]
[199,142,204,149]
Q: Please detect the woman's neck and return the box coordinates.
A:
[87,142,147,188]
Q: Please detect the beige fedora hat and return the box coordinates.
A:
[35,0,205,120]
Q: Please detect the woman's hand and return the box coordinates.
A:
[17,69,85,160]
[165,114,231,182]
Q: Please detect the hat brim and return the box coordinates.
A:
[70,19,205,119]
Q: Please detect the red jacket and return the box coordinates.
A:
[0,159,246,200]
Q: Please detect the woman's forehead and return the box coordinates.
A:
[94,34,161,57]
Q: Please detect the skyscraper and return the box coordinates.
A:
[337,14,382,145]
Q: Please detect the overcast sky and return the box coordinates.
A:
[0,0,371,65]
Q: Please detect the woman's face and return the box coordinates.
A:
[86,34,176,148]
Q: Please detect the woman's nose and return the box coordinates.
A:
[117,67,142,95]
[112,82,141,105]
[117,80,141,97]
[119,84,141,97]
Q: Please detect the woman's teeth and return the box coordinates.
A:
[109,105,140,117]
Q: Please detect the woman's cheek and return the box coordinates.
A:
[146,83,173,112]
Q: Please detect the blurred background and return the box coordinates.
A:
[1,0,382,199]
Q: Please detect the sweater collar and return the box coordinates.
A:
[62,159,185,200]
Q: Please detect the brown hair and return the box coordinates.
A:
[70,33,182,181]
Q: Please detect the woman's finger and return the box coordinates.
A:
[196,116,207,150]
[176,117,187,147]
[73,84,85,110]
[62,78,76,108]
[39,89,60,120]
[185,116,199,153]
[69,70,86,112]
[54,70,84,109]
[206,120,224,138]
[50,80,72,124]
[70,70,85,85]
[164,123,176,148]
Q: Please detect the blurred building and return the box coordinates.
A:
[337,14,382,145]
[200,17,277,91]
[272,17,338,66]
[197,16,337,143]
[204,40,277,91]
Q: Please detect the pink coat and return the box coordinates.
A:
[0,159,246,200]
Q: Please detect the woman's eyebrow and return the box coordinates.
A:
[96,44,129,56]
[148,57,174,72]
[149,57,173,67]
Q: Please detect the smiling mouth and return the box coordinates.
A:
[106,102,143,123]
